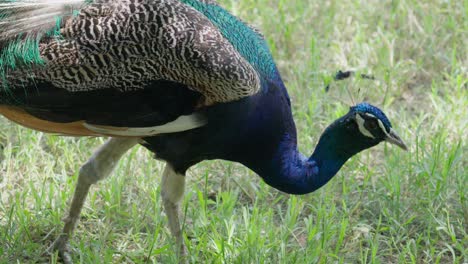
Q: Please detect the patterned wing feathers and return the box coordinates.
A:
[11,0,260,104]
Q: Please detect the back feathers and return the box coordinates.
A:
[0,0,264,105]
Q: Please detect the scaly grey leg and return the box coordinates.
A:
[161,164,187,260]
[49,138,138,264]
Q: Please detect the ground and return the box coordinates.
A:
[0,0,466,263]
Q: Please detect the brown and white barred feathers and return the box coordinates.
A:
[0,0,261,105]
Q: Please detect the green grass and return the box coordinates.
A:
[0,0,467,263]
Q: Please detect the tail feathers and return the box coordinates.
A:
[0,0,85,44]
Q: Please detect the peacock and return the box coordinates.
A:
[0,0,407,262]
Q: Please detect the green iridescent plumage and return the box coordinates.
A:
[182,0,277,79]
[0,0,75,78]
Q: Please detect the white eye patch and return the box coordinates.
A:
[364,113,377,118]
[377,119,391,137]
[365,113,390,135]
[355,114,375,138]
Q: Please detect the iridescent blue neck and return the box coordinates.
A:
[246,132,349,194]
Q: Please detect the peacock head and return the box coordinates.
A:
[313,102,407,164]
[340,102,408,152]
[314,102,407,161]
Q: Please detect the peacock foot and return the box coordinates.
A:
[179,245,188,262]
[48,235,74,264]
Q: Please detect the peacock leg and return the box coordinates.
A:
[48,138,138,264]
[161,164,187,260]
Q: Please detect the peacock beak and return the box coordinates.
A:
[385,128,408,151]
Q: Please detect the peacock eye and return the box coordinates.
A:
[367,119,378,129]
